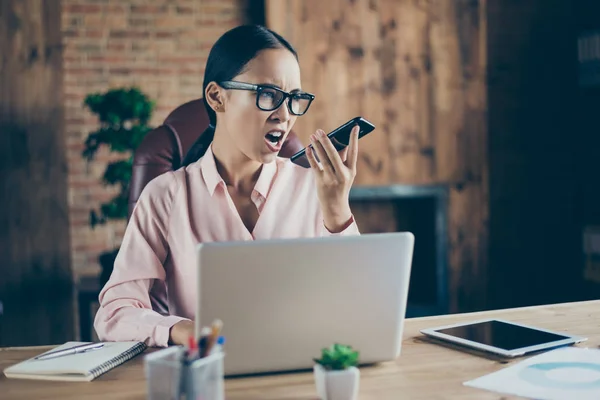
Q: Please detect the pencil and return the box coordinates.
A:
[201,319,223,357]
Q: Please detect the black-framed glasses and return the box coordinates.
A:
[219,81,315,116]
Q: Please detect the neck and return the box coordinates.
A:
[211,126,262,193]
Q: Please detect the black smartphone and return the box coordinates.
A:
[290,116,375,168]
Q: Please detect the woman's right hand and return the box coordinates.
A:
[169,320,194,345]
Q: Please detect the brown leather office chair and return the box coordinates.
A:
[128,98,304,218]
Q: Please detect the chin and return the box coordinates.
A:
[257,152,278,164]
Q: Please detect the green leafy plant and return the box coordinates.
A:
[82,87,155,226]
[81,87,155,284]
[314,344,360,371]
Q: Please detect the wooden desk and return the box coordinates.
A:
[1,300,599,399]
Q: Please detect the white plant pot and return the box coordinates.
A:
[313,363,360,400]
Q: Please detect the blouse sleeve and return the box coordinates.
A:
[93,172,188,347]
[321,214,361,236]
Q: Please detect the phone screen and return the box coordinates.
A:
[329,128,353,151]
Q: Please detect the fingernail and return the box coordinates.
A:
[310,134,316,142]
[317,130,324,138]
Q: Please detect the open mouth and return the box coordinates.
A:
[265,130,284,151]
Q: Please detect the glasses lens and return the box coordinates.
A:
[290,94,312,115]
[257,88,284,111]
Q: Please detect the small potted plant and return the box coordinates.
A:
[313,343,360,400]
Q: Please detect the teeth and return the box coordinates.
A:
[270,131,282,138]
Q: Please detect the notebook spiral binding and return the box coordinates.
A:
[89,342,148,379]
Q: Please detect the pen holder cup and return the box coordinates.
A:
[144,346,225,400]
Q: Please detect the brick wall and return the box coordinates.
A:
[62,0,250,278]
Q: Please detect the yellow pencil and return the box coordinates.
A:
[201,319,223,357]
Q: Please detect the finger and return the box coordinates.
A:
[316,129,345,174]
[345,125,360,171]
[339,147,349,162]
[306,144,323,172]
[311,132,336,176]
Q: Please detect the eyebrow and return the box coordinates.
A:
[257,82,303,93]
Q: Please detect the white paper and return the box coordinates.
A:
[464,347,600,400]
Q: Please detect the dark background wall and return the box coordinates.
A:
[575,0,600,297]
[486,0,583,309]
[576,0,600,229]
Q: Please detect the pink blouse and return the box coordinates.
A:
[93,146,360,347]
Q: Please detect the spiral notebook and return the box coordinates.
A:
[3,341,147,382]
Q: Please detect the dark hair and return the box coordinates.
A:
[182,25,298,166]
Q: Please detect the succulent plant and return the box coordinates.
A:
[314,343,360,371]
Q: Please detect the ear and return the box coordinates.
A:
[204,82,226,113]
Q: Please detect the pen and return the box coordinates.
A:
[34,343,104,361]
[201,319,223,358]
[197,327,212,359]
[189,336,225,368]
[209,335,226,356]
[186,336,198,363]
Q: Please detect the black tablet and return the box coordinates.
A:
[421,319,587,357]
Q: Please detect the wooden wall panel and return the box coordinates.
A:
[269,0,391,186]
[267,0,488,312]
[0,0,75,345]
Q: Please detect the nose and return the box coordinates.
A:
[270,98,292,123]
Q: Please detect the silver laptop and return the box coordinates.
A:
[195,232,414,376]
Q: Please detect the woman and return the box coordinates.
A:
[94,25,361,347]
